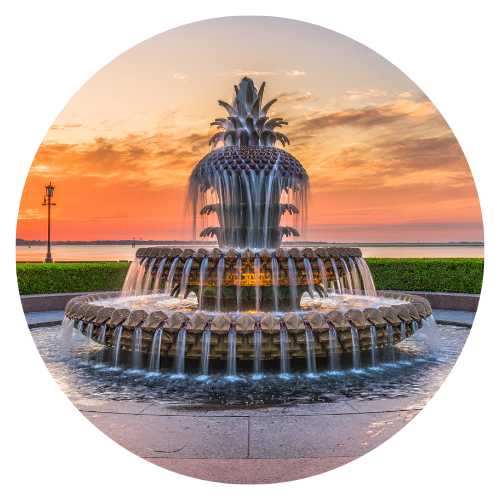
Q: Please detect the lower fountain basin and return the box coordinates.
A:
[64,291,433,372]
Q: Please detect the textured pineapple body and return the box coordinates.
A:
[190,146,308,249]
[193,146,307,182]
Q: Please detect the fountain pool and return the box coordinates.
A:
[34,323,468,406]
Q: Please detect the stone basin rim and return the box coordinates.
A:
[64,291,432,334]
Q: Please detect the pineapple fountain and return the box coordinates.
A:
[63,78,434,377]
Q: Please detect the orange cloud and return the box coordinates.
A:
[17,95,482,243]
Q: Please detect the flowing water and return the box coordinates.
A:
[303,258,316,298]
[328,326,339,371]
[304,325,317,374]
[121,259,140,295]
[165,256,180,296]
[317,256,328,294]
[349,257,362,294]
[235,257,242,312]
[131,327,143,370]
[152,257,167,294]
[121,250,380,309]
[178,258,193,298]
[350,326,361,371]
[254,254,261,311]
[226,327,237,377]
[112,325,123,368]
[279,325,290,374]
[216,256,225,311]
[198,256,209,310]
[271,255,280,311]
[369,325,379,367]
[148,328,163,372]
[253,326,263,376]
[287,256,298,309]
[356,257,376,296]
[133,260,148,296]
[141,257,157,294]
[400,321,407,340]
[385,324,396,365]
[95,324,107,364]
[330,258,342,294]
[340,258,353,294]
[174,328,187,376]
[200,328,211,376]
[188,159,308,249]
[34,323,468,406]
[85,322,94,340]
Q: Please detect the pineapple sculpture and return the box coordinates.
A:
[189,77,309,250]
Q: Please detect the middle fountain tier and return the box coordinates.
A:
[125,246,375,312]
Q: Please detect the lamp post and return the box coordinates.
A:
[42,182,56,263]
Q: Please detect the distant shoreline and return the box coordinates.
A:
[16,239,484,247]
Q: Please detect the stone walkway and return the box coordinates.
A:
[73,396,422,483]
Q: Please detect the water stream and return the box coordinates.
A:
[304,325,317,374]
[174,328,187,375]
[279,324,290,375]
[148,327,163,373]
[165,256,180,296]
[112,325,123,368]
[271,255,280,311]
[227,327,237,377]
[200,328,211,376]
[132,327,143,370]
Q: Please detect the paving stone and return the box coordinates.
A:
[82,412,249,459]
[249,410,418,459]
[73,397,152,415]
[146,457,353,484]
[347,397,425,413]
[142,400,356,417]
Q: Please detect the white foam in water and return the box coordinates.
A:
[60,316,75,342]
[417,315,440,351]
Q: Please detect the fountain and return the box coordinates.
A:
[63,77,433,375]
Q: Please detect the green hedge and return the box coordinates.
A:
[16,258,483,295]
[17,262,130,295]
[366,258,483,294]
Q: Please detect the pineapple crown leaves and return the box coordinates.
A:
[209,77,290,148]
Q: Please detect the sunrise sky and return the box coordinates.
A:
[17,17,482,243]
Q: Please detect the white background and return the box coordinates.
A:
[1,1,499,498]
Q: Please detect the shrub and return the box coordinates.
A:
[366,258,483,294]
[16,258,484,295]
[16,262,130,295]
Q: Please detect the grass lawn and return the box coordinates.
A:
[16,258,483,295]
